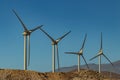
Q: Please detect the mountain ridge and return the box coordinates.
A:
[56,60,120,74]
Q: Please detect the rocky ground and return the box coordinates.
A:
[0,69,120,80]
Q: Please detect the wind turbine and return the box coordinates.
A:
[90,32,114,73]
[12,10,43,70]
[65,34,89,72]
[40,28,71,73]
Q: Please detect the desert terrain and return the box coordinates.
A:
[0,69,120,80]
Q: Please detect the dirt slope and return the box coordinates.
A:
[0,69,119,80]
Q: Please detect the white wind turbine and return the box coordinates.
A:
[90,32,114,73]
[13,10,43,70]
[40,28,71,73]
[65,34,89,72]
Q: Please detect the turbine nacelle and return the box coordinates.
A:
[22,25,43,36]
[79,49,83,55]
[22,31,31,36]
[56,40,60,43]
[52,41,58,45]
[98,49,103,55]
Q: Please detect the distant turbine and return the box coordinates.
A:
[65,34,89,72]
[90,32,114,73]
[40,28,71,73]
[13,10,43,70]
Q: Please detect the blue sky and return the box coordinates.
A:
[0,0,120,72]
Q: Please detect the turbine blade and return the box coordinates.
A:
[28,35,30,66]
[56,31,71,42]
[30,25,43,32]
[102,54,114,67]
[12,9,28,31]
[40,28,55,42]
[56,44,60,71]
[81,55,89,69]
[65,52,78,55]
[81,33,87,49]
[90,53,101,61]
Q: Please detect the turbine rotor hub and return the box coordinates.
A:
[79,49,83,54]
[23,31,31,36]
[99,49,103,54]
[52,41,57,45]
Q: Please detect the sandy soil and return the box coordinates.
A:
[0,69,119,80]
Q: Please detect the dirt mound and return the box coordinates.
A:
[0,69,119,80]
[0,69,42,80]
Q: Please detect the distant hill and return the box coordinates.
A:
[56,60,120,74]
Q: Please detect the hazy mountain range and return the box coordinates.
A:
[57,60,120,74]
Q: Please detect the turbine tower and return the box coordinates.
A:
[40,28,71,73]
[65,34,89,72]
[13,10,43,70]
[90,32,114,73]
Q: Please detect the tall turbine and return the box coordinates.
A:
[40,28,71,73]
[13,10,43,70]
[65,34,89,72]
[90,32,114,73]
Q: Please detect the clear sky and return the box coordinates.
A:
[0,0,120,72]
